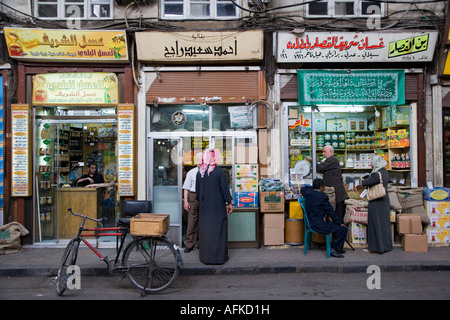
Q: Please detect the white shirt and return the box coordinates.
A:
[182,167,199,192]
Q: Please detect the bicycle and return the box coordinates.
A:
[56,208,183,296]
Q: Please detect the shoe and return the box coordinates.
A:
[184,247,193,253]
[330,249,344,258]
[336,249,345,254]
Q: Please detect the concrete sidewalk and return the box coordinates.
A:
[1,243,450,277]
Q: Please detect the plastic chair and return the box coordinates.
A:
[298,198,331,258]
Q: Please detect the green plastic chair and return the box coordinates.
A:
[298,197,331,258]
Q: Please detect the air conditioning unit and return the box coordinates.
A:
[115,0,149,6]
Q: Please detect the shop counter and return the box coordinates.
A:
[57,187,103,238]
[227,207,260,248]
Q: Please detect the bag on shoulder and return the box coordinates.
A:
[366,171,386,201]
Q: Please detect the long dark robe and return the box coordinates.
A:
[196,166,232,264]
[316,155,348,204]
[362,168,392,253]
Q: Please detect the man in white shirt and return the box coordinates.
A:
[182,152,203,253]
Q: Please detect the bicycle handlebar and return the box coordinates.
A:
[67,208,104,223]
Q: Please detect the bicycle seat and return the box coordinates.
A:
[117,217,131,226]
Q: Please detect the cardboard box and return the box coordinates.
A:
[235,164,258,178]
[347,222,367,244]
[130,213,170,236]
[425,227,450,243]
[260,191,285,212]
[423,187,450,201]
[428,214,450,228]
[234,192,259,208]
[235,143,258,164]
[258,129,268,166]
[401,233,428,252]
[397,214,422,234]
[263,213,285,228]
[263,228,284,245]
[235,177,258,192]
[424,200,450,215]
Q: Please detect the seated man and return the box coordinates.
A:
[300,178,347,258]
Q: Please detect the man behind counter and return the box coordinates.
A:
[75,163,105,187]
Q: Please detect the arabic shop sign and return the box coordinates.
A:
[297,70,405,105]
[135,30,263,62]
[3,28,128,62]
[32,73,119,105]
[278,31,438,63]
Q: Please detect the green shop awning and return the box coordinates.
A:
[297,69,405,106]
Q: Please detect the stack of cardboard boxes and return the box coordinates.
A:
[423,187,450,244]
[398,214,428,252]
[260,186,285,246]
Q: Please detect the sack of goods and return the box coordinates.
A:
[0,222,29,255]
[344,199,369,225]
[389,186,428,224]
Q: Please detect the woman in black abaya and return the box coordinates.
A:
[196,148,233,265]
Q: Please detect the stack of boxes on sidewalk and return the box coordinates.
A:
[423,187,450,245]
[260,178,285,245]
[397,213,427,252]
[344,183,450,251]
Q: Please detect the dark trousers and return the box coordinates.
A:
[335,200,345,224]
[185,191,199,249]
[330,224,347,251]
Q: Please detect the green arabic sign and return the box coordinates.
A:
[297,70,405,105]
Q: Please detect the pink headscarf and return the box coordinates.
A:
[199,148,220,177]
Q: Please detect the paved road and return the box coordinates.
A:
[2,271,450,302]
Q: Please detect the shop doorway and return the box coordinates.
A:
[35,108,117,243]
[148,133,256,248]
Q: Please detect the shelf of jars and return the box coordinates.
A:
[289,127,411,173]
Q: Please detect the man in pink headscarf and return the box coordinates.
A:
[196,148,233,264]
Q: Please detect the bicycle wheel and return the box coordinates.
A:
[122,236,180,294]
[56,239,79,296]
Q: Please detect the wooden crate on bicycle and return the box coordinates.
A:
[130,213,170,236]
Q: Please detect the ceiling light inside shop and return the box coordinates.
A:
[303,105,365,113]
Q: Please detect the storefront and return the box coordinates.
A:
[440,18,450,188]
[271,30,439,246]
[4,28,134,243]
[135,30,267,247]
[275,31,438,192]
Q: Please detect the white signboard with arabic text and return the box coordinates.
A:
[135,30,263,62]
[277,31,438,63]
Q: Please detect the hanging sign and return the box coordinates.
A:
[278,31,438,63]
[32,72,119,106]
[117,104,135,196]
[297,70,405,105]
[11,104,32,197]
[4,28,128,62]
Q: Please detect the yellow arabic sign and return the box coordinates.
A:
[388,34,429,58]
[32,73,119,105]
[3,28,128,62]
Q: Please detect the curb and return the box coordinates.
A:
[2,263,450,278]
